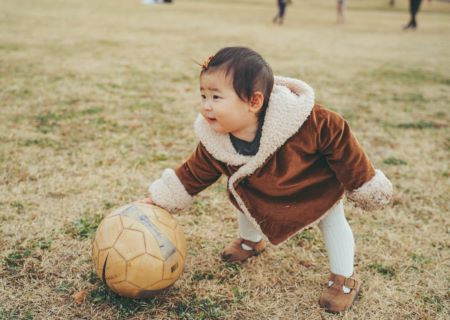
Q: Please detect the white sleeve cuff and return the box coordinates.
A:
[148,168,193,212]
[346,169,393,211]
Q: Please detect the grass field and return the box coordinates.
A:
[1,0,449,319]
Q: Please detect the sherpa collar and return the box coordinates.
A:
[194,76,315,169]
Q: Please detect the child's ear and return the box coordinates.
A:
[249,91,264,113]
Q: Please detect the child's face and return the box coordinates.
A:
[199,70,259,139]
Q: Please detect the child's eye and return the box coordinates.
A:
[201,95,206,99]
[213,95,221,100]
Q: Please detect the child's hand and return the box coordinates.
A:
[136,197,154,205]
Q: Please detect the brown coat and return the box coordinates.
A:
[149,76,393,245]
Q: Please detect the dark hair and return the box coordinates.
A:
[200,47,274,120]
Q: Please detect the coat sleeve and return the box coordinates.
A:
[316,108,393,211]
[148,143,222,212]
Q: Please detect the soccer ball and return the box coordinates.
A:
[92,203,186,298]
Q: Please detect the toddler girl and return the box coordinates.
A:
[143,47,393,313]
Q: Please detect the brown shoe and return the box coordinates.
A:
[221,238,266,263]
[319,273,361,313]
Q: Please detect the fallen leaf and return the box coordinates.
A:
[299,260,316,268]
[72,290,86,305]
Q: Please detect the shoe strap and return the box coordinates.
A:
[329,273,358,290]
[241,238,264,252]
[344,277,357,289]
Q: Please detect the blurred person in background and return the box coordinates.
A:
[404,0,431,30]
[337,0,347,23]
[273,0,291,25]
[142,0,172,4]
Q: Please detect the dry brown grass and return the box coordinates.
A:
[1,0,449,319]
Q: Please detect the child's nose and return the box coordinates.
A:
[202,100,212,111]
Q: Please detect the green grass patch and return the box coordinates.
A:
[0,43,21,51]
[18,138,60,148]
[13,88,32,99]
[66,214,104,239]
[89,282,159,320]
[172,296,227,320]
[10,201,24,213]
[190,200,209,217]
[422,293,446,313]
[151,153,168,161]
[383,157,407,166]
[171,74,195,83]
[2,239,49,269]
[90,117,119,130]
[191,270,215,282]
[94,117,108,125]
[55,281,76,293]
[3,237,52,272]
[215,261,242,283]
[63,97,81,106]
[396,121,439,129]
[3,247,34,271]
[103,201,116,210]
[369,68,449,85]
[287,229,316,246]
[82,270,100,285]
[34,107,104,133]
[223,261,242,272]
[411,253,431,265]
[129,101,164,111]
[296,229,315,241]
[0,306,19,319]
[0,306,33,320]
[382,120,445,130]
[97,39,120,47]
[130,157,150,169]
[96,82,121,92]
[392,93,427,103]
[78,107,103,116]
[368,263,396,279]
[35,238,52,250]
[231,287,246,302]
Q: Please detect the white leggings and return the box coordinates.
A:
[237,200,354,277]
